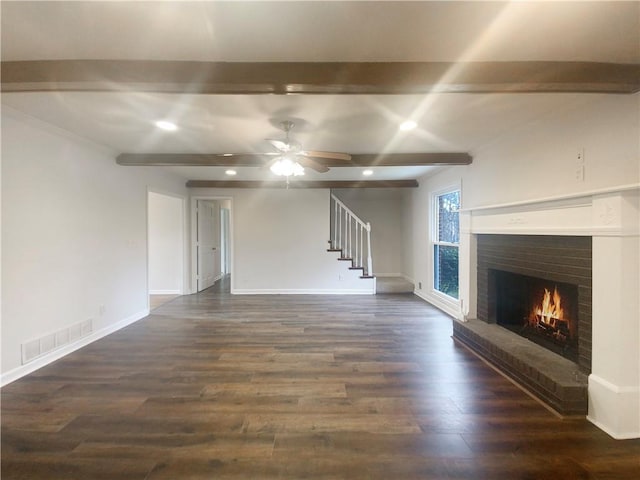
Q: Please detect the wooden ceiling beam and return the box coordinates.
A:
[3,60,639,94]
[116,152,472,167]
[186,180,419,189]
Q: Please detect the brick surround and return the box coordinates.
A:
[476,234,592,373]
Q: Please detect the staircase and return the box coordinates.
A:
[327,194,413,295]
[328,194,375,287]
[327,194,375,292]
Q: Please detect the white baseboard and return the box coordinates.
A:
[1,308,150,387]
[587,374,640,439]
[413,290,460,318]
[231,288,374,295]
[586,416,640,441]
[149,289,181,295]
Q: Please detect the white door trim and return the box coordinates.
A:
[190,195,233,294]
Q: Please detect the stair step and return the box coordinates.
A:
[376,276,414,294]
[327,248,342,252]
[337,257,353,261]
[360,275,375,279]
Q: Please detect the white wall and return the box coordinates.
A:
[148,191,184,294]
[1,109,188,381]
[189,187,374,293]
[401,189,416,283]
[466,94,638,208]
[332,188,406,277]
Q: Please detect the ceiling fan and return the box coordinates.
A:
[262,121,352,175]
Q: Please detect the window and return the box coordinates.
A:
[433,190,460,299]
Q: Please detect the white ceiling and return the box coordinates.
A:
[2,1,639,182]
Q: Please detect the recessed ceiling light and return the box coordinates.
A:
[399,120,417,131]
[154,120,178,131]
[363,169,374,176]
[225,169,237,176]
[222,153,233,157]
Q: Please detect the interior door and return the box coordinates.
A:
[197,200,220,291]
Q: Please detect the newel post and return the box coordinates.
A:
[366,222,373,276]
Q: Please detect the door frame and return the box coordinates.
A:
[220,207,231,275]
[190,195,233,294]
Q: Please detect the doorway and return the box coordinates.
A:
[148,191,186,310]
[192,197,232,293]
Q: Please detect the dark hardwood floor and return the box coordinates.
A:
[2,279,639,479]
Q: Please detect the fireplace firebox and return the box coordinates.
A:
[492,269,579,362]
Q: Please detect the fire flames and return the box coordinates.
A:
[536,287,564,324]
[529,286,571,341]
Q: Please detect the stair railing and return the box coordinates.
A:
[330,194,373,276]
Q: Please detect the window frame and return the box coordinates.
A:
[431,187,461,301]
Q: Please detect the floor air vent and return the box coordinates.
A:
[21,319,93,364]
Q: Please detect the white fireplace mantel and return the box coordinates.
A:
[461,183,639,237]
[458,184,640,440]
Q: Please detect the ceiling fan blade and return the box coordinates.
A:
[302,150,352,161]
[296,156,330,173]
[267,138,302,153]
[267,139,288,150]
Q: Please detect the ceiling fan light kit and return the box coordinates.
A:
[269,121,305,180]
[270,156,305,177]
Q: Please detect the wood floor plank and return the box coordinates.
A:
[70,433,275,460]
[202,382,348,398]
[1,453,156,480]
[2,277,640,479]
[273,432,474,458]
[243,412,422,435]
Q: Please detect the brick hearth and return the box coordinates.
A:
[453,319,588,415]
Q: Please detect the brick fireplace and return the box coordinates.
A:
[477,234,592,372]
[453,188,639,438]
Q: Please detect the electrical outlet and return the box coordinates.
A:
[575,147,585,182]
[99,305,106,315]
[418,282,422,289]
[575,148,585,182]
